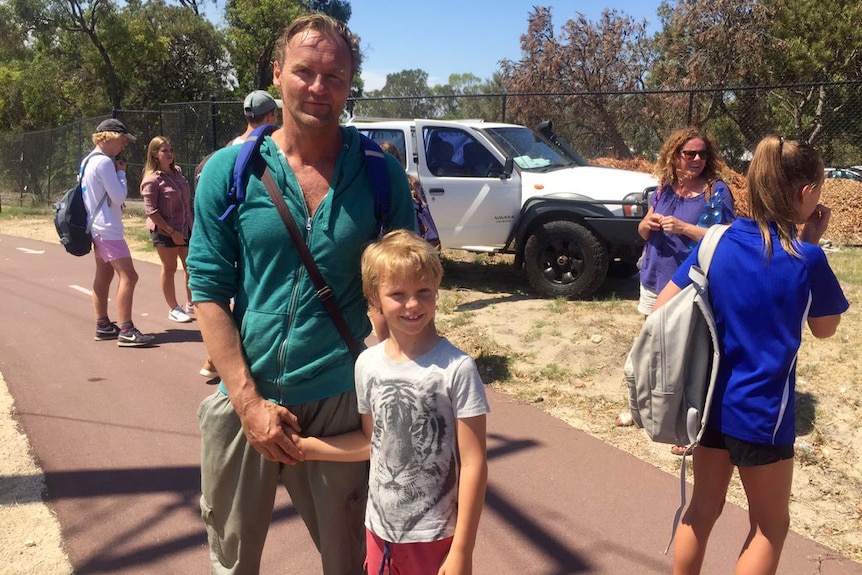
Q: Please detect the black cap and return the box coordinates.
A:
[95,118,137,142]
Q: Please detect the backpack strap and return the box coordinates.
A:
[218,123,278,221]
[79,152,109,232]
[667,222,731,554]
[695,223,730,275]
[358,134,390,238]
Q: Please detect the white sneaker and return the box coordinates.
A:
[169,306,192,323]
[183,303,195,315]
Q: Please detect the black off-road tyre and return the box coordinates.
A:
[524,220,609,299]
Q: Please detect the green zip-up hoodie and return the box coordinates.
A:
[188,127,414,405]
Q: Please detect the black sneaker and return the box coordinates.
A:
[117,327,155,348]
[94,322,121,341]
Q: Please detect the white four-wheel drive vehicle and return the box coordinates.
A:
[348,118,658,299]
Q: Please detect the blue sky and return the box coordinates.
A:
[349,1,664,90]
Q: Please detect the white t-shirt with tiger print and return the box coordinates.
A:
[355,337,490,543]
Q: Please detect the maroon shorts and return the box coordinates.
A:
[365,529,453,575]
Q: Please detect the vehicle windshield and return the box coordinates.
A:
[479,127,589,172]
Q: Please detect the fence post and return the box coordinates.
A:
[501,91,507,123]
[19,135,25,206]
[687,91,694,126]
[210,96,218,150]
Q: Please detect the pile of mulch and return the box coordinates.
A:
[593,158,862,246]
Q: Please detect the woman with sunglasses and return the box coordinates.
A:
[616,128,735,456]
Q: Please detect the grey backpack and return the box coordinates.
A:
[624,224,729,552]
[624,224,728,448]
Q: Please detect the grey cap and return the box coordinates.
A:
[243,90,281,118]
[95,118,136,142]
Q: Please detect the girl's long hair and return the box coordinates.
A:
[143,136,175,177]
[746,135,823,258]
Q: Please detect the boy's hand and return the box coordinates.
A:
[438,548,471,575]
[284,428,306,460]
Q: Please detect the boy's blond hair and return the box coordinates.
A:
[92,131,124,146]
[361,230,443,307]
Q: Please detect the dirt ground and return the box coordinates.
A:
[1,213,861,572]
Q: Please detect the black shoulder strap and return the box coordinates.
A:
[260,167,364,360]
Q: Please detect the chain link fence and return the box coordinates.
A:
[2,82,860,209]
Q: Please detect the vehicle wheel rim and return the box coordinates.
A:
[540,239,584,285]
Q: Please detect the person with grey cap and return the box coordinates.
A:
[86,118,155,347]
[196,89,282,380]
[230,89,281,145]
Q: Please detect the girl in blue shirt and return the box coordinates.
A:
[657,136,849,575]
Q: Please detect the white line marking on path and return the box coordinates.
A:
[70,285,92,296]
[16,248,45,254]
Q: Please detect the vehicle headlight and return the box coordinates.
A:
[623,191,648,217]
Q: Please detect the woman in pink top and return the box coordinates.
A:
[141,136,194,323]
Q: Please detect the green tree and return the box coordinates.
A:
[764,0,862,150]
[173,0,216,16]
[431,73,507,121]
[119,0,231,108]
[651,0,862,160]
[0,1,30,130]
[224,0,353,93]
[15,0,127,110]
[651,0,776,150]
[359,69,436,119]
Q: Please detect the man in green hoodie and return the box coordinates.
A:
[188,14,414,575]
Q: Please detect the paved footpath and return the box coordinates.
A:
[1,233,859,574]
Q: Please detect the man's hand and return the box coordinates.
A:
[236,396,304,464]
[114,158,127,172]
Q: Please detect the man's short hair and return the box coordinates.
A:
[274,13,362,80]
[244,90,281,119]
[361,230,443,307]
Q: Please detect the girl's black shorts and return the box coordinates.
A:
[151,228,189,249]
[699,425,794,467]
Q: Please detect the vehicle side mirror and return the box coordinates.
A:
[501,157,514,179]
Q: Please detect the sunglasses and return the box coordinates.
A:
[680,150,708,160]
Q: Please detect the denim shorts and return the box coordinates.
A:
[699,425,794,467]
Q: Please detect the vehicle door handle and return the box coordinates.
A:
[428,188,444,195]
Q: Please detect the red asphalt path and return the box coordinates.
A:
[1,233,859,574]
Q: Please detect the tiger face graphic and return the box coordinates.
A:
[369,377,457,536]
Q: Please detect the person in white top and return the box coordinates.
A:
[85,118,155,347]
